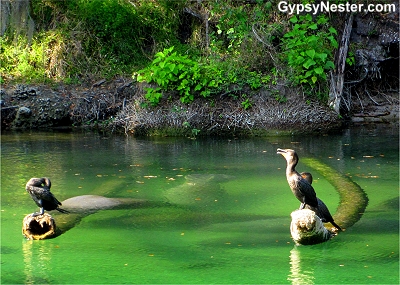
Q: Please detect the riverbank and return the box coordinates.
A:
[1,1,398,135]
[1,80,398,136]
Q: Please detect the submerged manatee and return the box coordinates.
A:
[59,195,152,215]
[164,174,234,206]
[38,195,150,238]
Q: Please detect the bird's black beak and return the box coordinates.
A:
[277,148,287,155]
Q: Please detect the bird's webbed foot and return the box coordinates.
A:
[32,207,45,217]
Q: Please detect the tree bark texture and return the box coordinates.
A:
[22,213,57,240]
[290,209,334,245]
[329,13,354,113]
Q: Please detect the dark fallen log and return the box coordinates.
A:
[22,195,153,240]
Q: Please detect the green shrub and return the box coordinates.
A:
[134,47,202,105]
[282,14,337,87]
[134,46,267,106]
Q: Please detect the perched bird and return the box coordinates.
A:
[25,177,69,216]
[277,148,318,209]
[300,172,342,231]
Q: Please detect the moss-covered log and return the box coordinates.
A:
[301,157,368,230]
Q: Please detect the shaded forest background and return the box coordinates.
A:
[0,0,398,134]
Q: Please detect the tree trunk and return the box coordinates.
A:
[290,209,334,245]
[329,13,354,114]
[22,213,57,240]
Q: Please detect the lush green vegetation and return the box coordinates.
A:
[1,0,344,104]
[282,14,337,87]
[134,46,267,106]
[1,0,185,82]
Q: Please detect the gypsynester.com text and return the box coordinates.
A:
[278,1,397,15]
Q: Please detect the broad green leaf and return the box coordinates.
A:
[308,24,318,30]
[312,76,318,84]
[317,16,328,25]
[152,57,161,64]
[168,63,176,72]
[155,51,164,58]
[314,66,324,75]
[178,71,187,79]
[324,61,335,69]
[329,37,338,48]
[295,56,305,65]
[306,35,318,43]
[289,16,298,23]
[303,58,316,69]
[328,27,337,35]
[305,49,315,59]
[305,70,313,77]
[316,52,328,62]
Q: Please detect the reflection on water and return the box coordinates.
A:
[288,247,315,285]
[1,125,399,284]
[23,241,52,284]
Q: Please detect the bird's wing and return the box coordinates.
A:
[298,179,318,207]
[47,190,62,206]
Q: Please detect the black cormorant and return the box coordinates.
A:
[277,148,318,209]
[300,172,342,231]
[25,177,69,216]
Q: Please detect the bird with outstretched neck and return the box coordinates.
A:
[276,148,341,231]
[300,172,342,231]
[25,177,69,216]
[277,148,318,209]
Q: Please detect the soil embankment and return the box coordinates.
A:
[1,81,344,135]
[1,79,397,136]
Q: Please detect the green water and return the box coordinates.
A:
[1,125,398,284]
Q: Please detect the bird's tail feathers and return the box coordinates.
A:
[56,207,69,214]
[331,221,342,231]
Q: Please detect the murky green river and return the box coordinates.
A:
[1,125,398,284]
